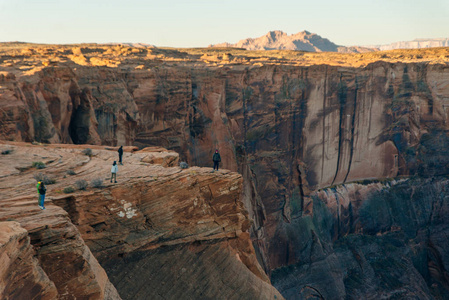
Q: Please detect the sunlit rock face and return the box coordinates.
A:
[209,30,376,53]
[2,45,449,298]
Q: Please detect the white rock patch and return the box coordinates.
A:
[116,200,138,219]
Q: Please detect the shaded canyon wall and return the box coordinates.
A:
[272,178,449,299]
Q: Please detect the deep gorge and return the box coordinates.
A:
[1,45,449,299]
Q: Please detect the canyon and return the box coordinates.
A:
[1,43,449,299]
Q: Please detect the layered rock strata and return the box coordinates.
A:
[272,178,449,299]
[0,221,57,300]
[0,198,121,299]
[0,142,283,299]
[2,44,449,299]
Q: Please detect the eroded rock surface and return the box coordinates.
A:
[272,179,449,299]
[0,142,283,300]
[2,44,449,299]
[0,203,121,299]
[0,221,57,300]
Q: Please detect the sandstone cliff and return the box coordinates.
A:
[2,44,449,299]
[0,141,283,299]
[0,221,57,299]
[0,197,121,299]
[272,178,449,299]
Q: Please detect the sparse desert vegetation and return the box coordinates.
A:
[33,172,56,184]
[32,161,46,169]
[90,178,103,188]
[63,186,75,193]
[74,179,88,190]
[82,148,93,156]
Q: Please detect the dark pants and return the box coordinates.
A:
[119,154,123,164]
[213,161,219,170]
[111,173,117,182]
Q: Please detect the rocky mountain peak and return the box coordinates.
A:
[210,30,373,53]
[266,30,286,39]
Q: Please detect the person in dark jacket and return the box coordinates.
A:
[37,181,46,210]
[118,146,124,165]
[212,149,221,171]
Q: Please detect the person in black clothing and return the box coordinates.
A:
[212,149,221,171]
[118,146,123,165]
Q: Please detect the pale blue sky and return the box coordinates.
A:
[0,0,448,47]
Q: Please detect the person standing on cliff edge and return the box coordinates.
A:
[213,149,221,171]
[37,181,46,210]
[111,161,118,183]
[118,146,124,165]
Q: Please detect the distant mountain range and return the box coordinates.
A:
[209,30,374,53]
[210,31,449,53]
[108,42,155,48]
[369,38,449,51]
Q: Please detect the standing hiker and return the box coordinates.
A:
[37,181,46,210]
[118,146,124,165]
[212,149,221,171]
[111,161,118,183]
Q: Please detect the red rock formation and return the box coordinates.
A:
[77,60,448,274]
[0,198,121,299]
[139,146,179,166]
[2,44,449,299]
[0,142,283,299]
[272,178,449,299]
[0,221,57,299]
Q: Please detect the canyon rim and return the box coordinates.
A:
[1,43,449,299]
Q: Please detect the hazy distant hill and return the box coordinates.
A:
[107,42,156,48]
[210,30,375,53]
[372,38,449,51]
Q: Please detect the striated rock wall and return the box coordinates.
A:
[32,60,447,273]
[272,178,449,299]
[5,60,449,184]
[0,221,57,300]
[0,199,121,299]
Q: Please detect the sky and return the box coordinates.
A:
[0,0,448,47]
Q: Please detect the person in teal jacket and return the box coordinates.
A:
[37,181,46,210]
